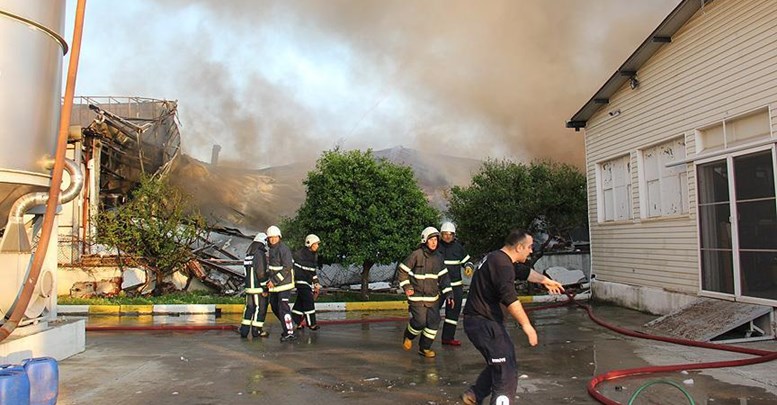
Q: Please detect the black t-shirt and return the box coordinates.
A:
[463,250,518,323]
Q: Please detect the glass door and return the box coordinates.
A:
[697,148,777,302]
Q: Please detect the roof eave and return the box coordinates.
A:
[566,0,710,131]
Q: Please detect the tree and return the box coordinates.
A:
[95,175,207,295]
[447,159,587,260]
[283,148,440,298]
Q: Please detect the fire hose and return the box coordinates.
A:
[525,292,777,405]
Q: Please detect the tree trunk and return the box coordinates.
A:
[153,269,165,296]
[361,261,374,300]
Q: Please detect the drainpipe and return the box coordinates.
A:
[0,0,87,342]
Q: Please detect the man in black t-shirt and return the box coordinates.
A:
[461,229,564,405]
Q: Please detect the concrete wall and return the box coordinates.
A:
[583,0,777,294]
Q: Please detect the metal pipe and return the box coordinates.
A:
[0,0,87,342]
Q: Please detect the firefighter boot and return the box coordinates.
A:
[442,339,461,346]
[402,338,412,351]
[239,325,250,338]
[418,349,436,358]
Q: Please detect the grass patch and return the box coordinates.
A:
[58,290,405,305]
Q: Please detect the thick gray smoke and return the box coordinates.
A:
[71,0,678,169]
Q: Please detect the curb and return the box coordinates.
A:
[58,292,589,316]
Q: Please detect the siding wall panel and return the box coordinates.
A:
[583,0,777,292]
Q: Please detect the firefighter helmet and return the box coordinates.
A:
[440,221,456,233]
[253,232,267,244]
[266,225,282,238]
[420,226,440,243]
[305,234,320,247]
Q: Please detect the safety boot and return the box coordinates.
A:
[418,349,436,358]
[442,339,461,346]
[402,338,412,351]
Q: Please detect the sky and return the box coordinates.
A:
[63,0,679,169]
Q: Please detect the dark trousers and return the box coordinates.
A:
[442,284,464,341]
[404,302,441,351]
[464,315,518,405]
[292,285,317,328]
[239,293,269,337]
[269,290,294,336]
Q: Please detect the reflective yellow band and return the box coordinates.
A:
[408,295,439,302]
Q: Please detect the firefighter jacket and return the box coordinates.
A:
[268,241,294,292]
[438,239,471,288]
[244,241,269,294]
[293,247,319,288]
[398,245,452,307]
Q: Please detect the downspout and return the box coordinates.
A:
[0,0,87,342]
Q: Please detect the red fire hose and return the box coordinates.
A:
[528,293,777,405]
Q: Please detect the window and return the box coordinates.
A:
[598,155,632,222]
[697,108,770,153]
[639,137,689,218]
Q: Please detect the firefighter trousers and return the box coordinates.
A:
[291,285,317,328]
[441,284,464,341]
[269,290,295,337]
[404,302,441,351]
[240,293,268,337]
[463,314,518,405]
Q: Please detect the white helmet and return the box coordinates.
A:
[305,234,320,247]
[440,221,456,233]
[420,226,440,243]
[253,232,267,244]
[266,225,282,238]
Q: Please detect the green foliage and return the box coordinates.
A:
[282,148,440,293]
[447,159,587,256]
[94,175,207,294]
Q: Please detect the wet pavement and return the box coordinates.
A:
[58,303,777,404]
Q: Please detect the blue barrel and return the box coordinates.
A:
[22,357,58,405]
[0,367,31,405]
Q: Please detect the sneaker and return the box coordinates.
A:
[418,349,436,358]
[257,330,269,338]
[308,324,320,331]
[280,333,297,342]
[442,339,462,346]
[402,338,412,351]
[461,388,477,405]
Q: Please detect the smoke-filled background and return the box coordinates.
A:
[65,0,678,170]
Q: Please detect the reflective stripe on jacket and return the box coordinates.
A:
[397,245,452,307]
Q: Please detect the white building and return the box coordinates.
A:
[567,0,777,315]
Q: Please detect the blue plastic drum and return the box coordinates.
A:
[0,367,31,405]
[22,357,58,405]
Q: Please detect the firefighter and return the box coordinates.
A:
[240,232,270,338]
[266,225,297,342]
[398,226,453,358]
[438,221,472,346]
[292,234,322,330]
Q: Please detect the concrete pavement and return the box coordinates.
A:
[58,303,777,404]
